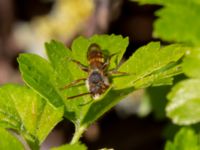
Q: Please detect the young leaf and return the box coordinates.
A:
[51,143,87,150]
[114,42,186,89]
[166,79,200,125]
[0,84,64,149]
[165,127,200,150]
[135,0,200,46]
[0,127,25,150]
[182,48,200,78]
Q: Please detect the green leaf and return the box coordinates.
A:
[20,34,129,124]
[51,143,87,150]
[166,79,200,125]
[0,127,25,150]
[114,42,186,89]
[18,54,64,108]
[135,0,200,46]
[45,40,91,124]
[17,35,187,144]
[0,84,64,149]
[182,48,200,78]
[165,127,200,150]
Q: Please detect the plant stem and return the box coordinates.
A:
[70,125,86,144]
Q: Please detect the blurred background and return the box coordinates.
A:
[0,0,169,149]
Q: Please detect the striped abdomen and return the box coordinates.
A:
[87,43,105,69]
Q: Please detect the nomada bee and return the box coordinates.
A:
[61,43,126,100]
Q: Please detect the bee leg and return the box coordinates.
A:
[102,61,109,70]
[67,91,93,106]
[102,53,118,70]
[108,69,129,76]
[109,52,118,59]
[60,78,86,90]
[67,92,91,99]
[71,59,89,72]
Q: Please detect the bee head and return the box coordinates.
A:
[87,43,102,59]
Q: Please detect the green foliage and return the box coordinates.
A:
[18,35,185,126]
[182,48,200,78]
[114,42,186,89]
[0,34,188,149]
[135,0,200,46]
[0,127,25,150]
[134,0,200,147]
[165,127,200,150]
[166,79,200,125]
[18,35,133,144]
[18,53,64,108]
[0,84,63,149]
[166,48,200,125]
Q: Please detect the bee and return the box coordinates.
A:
[61,43,126,100]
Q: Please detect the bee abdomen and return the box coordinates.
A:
[87,43,105,68]
[87,71,109,99]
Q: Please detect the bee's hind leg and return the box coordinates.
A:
[67,92,93,106]
[67,92,91,99]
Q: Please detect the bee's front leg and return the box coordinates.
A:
[71,59,89,72]
[102,53,118,70]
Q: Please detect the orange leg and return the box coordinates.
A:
[60,78,86,90]
[71,59,89,72]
